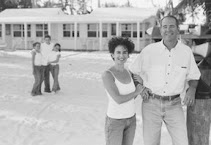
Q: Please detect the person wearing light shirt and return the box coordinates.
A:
[48,43,61,94]
[31,42,44,96]
[40,35,54,93]
[129,15,201,145]
[102,37,147,145]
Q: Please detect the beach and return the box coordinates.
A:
[0,50,208,145]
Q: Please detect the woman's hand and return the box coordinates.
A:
[141,87,152,100]
[135,84,145,96]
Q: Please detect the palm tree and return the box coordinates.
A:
[0,0,32,9]
[0,0,19,10]
[4,0,18,8]
[175,0,211,26]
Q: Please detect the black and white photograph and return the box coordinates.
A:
[0,0,211,145]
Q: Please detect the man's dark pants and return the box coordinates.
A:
[43,64,51,92]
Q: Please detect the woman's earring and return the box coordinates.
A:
[111,54,114,60]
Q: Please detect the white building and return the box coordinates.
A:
[0,7,158,51]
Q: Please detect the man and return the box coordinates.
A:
[129,15,201,145]
[40,35,54,93]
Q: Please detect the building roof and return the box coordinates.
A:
[0,7,158,23]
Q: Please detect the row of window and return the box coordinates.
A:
[13,24,48,37]
[0,23,149,38]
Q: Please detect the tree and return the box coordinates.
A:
[2,0,18,9]
[0,0,93,15]
[19,0,32,8]
[0,0,18,11]
[104,2,118,7]
[175,0,211,27]
[0,0,32,11]
[103,0,133,7]
[0,0,5,11]
[61,0,93,15]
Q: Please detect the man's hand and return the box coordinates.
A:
[183,87,196,106]
[132,74,143,85]
[141,87,152,101]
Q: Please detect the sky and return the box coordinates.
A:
[46,0,181,9]
[96,0,181,8]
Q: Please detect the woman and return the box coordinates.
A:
[102,37,145,145]
[48,43,61,94]
[31,42,44,96]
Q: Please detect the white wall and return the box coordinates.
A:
[3,19,156,51]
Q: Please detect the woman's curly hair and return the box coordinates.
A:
[108,37,135,54]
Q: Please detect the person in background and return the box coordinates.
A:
[102,37,147,145]
[31,42,43,96]
[40,35,54,93]
[129,15,201,145]
[48,43,61,94]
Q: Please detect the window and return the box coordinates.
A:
[13,24,31,37]
[102,24,108,37]
[111,24,116,36]
[133,23,151,38]
[132,24,137,37]
[0,24,2,38]
[88,24,98,37]
[6,24,11,35]
[87,23,108,38]
[26,25,31,37]
[13,24,22,37]
[36,24,48,37]
[138,23,143,38]
[120,23,147,38]
[63,24,79,37]
[121,24,131,37]
[132,23,143,38]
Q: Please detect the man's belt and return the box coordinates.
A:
[152,94,180,101]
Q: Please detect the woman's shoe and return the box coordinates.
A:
[52,91,57,95]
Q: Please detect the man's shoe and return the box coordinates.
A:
[31,93,36,96]
[44,90,51,93]
[31,93,38,96]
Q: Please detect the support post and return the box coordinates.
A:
[74,22,77,50]
[116,22,119,36]
[2,23,5,43]
[99,21,102,50]
[48,23,51,36]
[24,23,27,50]
[137,21,140,52]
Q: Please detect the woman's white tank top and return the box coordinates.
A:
[106,69,136,119]
[31,50,42,66]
